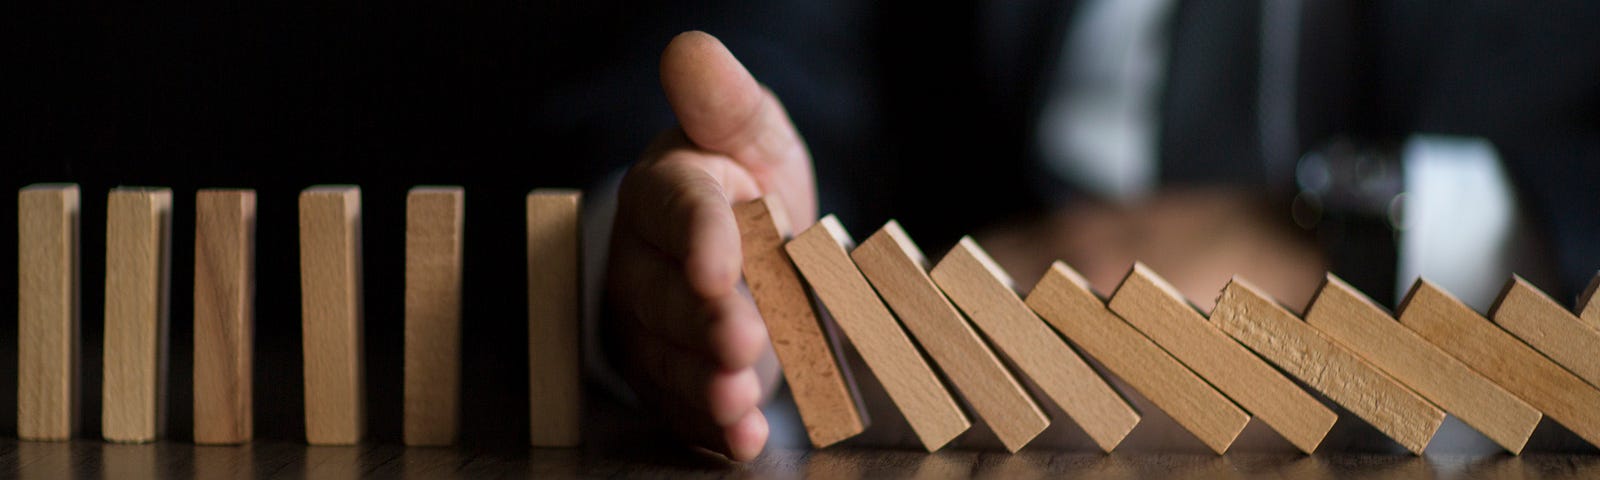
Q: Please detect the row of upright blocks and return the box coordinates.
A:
[17,183,582,446]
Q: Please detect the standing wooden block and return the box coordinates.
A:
[103,187,173,443]
[785,216,969,451]
[299,186,365,445]
[1400,280,1600,448]
[1579,272,1600,330]
[527,189,582,447]
[18,184,80,440]
[1309,276,1539,453]
[1214,277,1444,455]
[733,197,865,448]
[404,187,465,446]
[193,189,256,444]
[852,221,1049,452]
[1492,277,1600,389]
[1024,262,1249,455]
[929,237,1139,452]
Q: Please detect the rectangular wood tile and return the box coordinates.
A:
[299,185,365,445]
[103,187,173,443]
[404,187,464,446]
[1492,276,1600,389]
[193,189,256,444]
[18,183,81,440]
[527,189,583,447]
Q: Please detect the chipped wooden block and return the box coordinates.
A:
[1492,276,1600,389]
[1400,280,1600,448]
[1108,263,1336,455]
[853,221,1049,452]
[734,197,865,448]
[1579,272,1600,330]
[102,187,173,443]
[929,237,1139,452]
[1025,261,1248,455]
[404,187,465,446]
[193,189,256,444]
[1215,277,1444,455]
[299,186,365,445]
[1309,276,1538,454]
[527,189,583,447]
[18,183,81,441]
[785,216,969,451]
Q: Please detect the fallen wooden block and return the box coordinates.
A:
[18,183,81,441]
[1025,261,1249,455]
[1580,273,1600,330]
[404,187,465,446]
[527,189,584,447]
[193,189,256,444]
[1309,276,1539,454]
[102,187,173,443]
[299,186,365,445]
[1215,277,1444,455]
[785,216,969,451]
[1492,277,1600,389]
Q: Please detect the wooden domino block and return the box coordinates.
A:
[733,197,865,448]
[1492,276,1600,389]
[852,221,1049,452]
[18,184,81,440]
[404,187,465,446]
[1580,272,1600,330]
[193,189,256,444]
[1400,279,1600,448]
[102,187,173,443]
[1024,261,1249,455]
[1308,276,1539,453]
[299,186,365,445]
[1214,277,1444,455]
[929,237,1139,452]
[1108,263,1336,454]
[785,216,969,451]
[527,189,582,447]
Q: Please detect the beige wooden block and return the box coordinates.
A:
[528,189,582,447]
[1400,279,1600,448]
[102,187,173,443]
[1580,272,1600,330]
[1493,276,1600,389]
[1215,276,1443,455]
[404,187,464,446]
[18,184,81,440]
[299,186,365,445]
[929,237,1139,452]
[853,221,1049,452]
[785,216,969,451]
[193,189,256,444]
[734,197,865,448]
[1309,276,1539,453]
[1024,261,1248,454]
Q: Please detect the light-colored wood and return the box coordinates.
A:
[853,221,1049,452]
[1400,279,1600,448]
[785,216,969,451]
[404,187,464,446]
[929,237,1139,452]
[193,189,256,444]
[1309,276,1539,454]
[1492,276,1600,389]
[299,186,365,445]
[527,189,582,447]
[1579,272,1600,330]
[1024,261,1249,455]
[18,184,81,440]
[103,187,173,443]
[1214,276,1443,455]
[734,197,865,448]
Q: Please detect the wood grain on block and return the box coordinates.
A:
[18,184,81,440]
[103,187,174,443]
[1309,276,1538,453]
[1108,263,1336,454]
[734,197,865,448]
[929,237,1138,452]
[299,186,365,445]
[1024,262,1249,455]
[1215,277,1443,455]
[853,221,1049,452]
[404,187,464,446]
[193,189,256,444]
[1580,272,1600,330]
[527,189,582,447]
[1492,276,1600,389]
[785,216,969,451]
[1400,280,1600,448]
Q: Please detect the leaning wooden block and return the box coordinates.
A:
[102,187,173,443]
[853,222,1049,452]
[1400,280,1600,448]
[1025,262,1249,455]
[299,186,365,445]
[18,184,81,440]
[930,237,1139,452]
[404,187,464,446]
[1109,263,1336,455]
[1215,277,1444,455]
[734,197,865,448]
[785,216,969,451]
[1492,276,1600,389]
[1580,272,1600,330]
[193,189,256,444]
[527,189,583,447]
[1309,276,1539,454]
